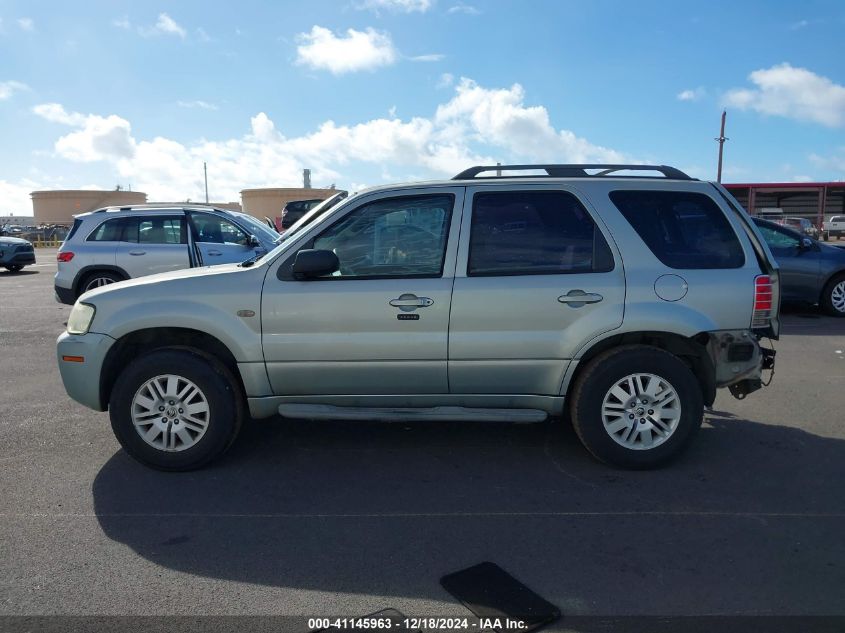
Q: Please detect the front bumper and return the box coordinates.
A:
[1,250,35,266]
[57,331,116,411]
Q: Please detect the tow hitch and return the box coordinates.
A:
[761,346,776,371]
[729,347,775,400]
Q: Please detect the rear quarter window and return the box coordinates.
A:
[609,190,744,269]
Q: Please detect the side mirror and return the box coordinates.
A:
[292,249,339,279]
[800,237,814,250]
[247,234,260,247]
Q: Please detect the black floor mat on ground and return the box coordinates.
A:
[440,562,561,632]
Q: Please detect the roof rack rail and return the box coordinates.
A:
[94,203,228,213]
[452,164,693,181]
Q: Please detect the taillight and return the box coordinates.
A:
[752,275,772,328]
[57,251,74,262]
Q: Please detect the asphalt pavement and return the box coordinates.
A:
[1,250,844,627]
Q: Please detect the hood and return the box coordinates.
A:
[79,262,251,302]
[819,241,845,258]
[0,236,31,246]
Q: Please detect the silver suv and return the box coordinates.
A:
[56,164,781,471]
[54,204,280,304]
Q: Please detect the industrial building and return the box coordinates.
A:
[29,186,335,226]
[724,182,845,227]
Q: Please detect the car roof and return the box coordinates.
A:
[351,163,700,196]
[74,204,235,220]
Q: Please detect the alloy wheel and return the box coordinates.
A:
[831,281,845,314]
[131,374,210,452]
[85,276,116,291]
[601,373,682,450]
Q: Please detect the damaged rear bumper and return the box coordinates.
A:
[706,330,775,400]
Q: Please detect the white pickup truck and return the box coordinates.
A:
[823,215,845,240]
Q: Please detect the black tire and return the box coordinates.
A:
[78,270,123,297]
[570,345,703,469]
[820,272,845,317]
[109,348,244,471]
[4,264,24,272]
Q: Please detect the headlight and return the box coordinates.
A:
[67,302,96,335]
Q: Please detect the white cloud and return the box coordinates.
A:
[139,13,187,38]
[295,26,397,74]
[410,53,444,62]
[437,72,454,89]
[30,78,626,203]
[724,63,845,127]
[810,150,845,174]
[789,19,809,30]
[0,179,42,216]
[17,17,34,31]
[196,27,211,42]
[33,103,135,162]
[434,78,625,163]
[177,100,218,110]
[112,16,131,30]
[0,80,29,100]
[357,0,433,13]
[447,3,480,14]
[677,87,705,101]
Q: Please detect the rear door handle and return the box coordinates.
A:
[558,290,603,306]
[129,250,146,256]
[390,294,434,309]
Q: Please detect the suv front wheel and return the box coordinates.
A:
[570,345,703,469]
[109,348,244,471]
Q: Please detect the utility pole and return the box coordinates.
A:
[203,162,209,203]
[715,110,728,183]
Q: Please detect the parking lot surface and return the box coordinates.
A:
[1,251,844,623]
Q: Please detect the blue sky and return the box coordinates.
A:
[1,0,844,215]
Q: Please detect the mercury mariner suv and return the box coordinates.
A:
[56,164,780,471]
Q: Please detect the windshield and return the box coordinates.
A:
[231,212,281,243]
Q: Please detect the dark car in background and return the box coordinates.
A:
[279,198,325,231]
[753,217,845,316]
[0,234,36,272]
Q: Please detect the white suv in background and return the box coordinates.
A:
[54,205,280,304]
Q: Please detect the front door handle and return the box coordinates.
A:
[207,250,222,256]
[558,290,603,307]
[129,250,146,256]
[390,293,434,310]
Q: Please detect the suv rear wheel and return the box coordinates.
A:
[570,345,703,469]
[109,348,244,471]
[79,270,123,296]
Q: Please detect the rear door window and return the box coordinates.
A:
[609,190,744,269]
[468,190,614,276]
[137,217,186,244]
[87,218,131,242]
